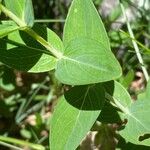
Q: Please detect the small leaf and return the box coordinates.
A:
[112,81,132,108]
[56,0,122,85]
[4,0,34,26]
[56,38,121,85]
[98,81,131,124]
[0,24,63,72]
[50,84,105,150]
[119,99,150,146]
[0,24,20,38]
[0,67,15,91]
[112,82,150,146]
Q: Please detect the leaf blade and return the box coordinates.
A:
[56,0,122,85]
[50,84,105,150]
[0,24,20,38]
[4,0,34,26]
[56,38,122,85]
[63,0,110,48]
[0,24,63,72]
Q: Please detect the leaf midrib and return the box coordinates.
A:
[64,87,90,148]
[62,56,110,72]
[115,98,150,131]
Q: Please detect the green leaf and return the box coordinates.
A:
[56,38,122,85]
[117,137,150,150]
[113,82,150,146]
[50,84,105,150]
[138,80,150,100]
[120,70,134,89]
[145,80,150,99]
[119,99,150,146]
[4,0,34,26]
[20,129,32,139]
[56,0,122,85]
[0,24,63,72]
[98,101,122,124]
[98,81,131,124]
[0,67,15,91]
[63,0,109,48]
[0,24,20,38]
[112,81,132,108]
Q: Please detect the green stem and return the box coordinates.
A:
[0,4,26,27]
[0,141,23,150]
[35,19,65,23]
[120,30,150,52]
[25,28,62,58]
[0,3,62,59]
[0,136,45,150]
[120,2,149,82]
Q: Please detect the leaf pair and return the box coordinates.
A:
[0,0,122,85]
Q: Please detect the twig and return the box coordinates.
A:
[120,2,149,82]
[0,141,23,150]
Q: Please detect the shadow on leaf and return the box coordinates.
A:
[64,83,105,110]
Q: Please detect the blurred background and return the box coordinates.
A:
[0,0,150,149]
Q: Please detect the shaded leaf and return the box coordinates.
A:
[50,84,105,150]
[0,67,15,91]
[0,24,20,38]
[117,136,150,150]
[98,101,121,124]
[0,24,63,72]
[98,81,131,124]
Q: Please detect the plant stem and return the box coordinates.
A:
[25,28,62,58]
[35,19,65,23]
[0,141,23,150]
[0,4,26,27]
[0,3,62,59]
[120,2,149,82]
[0,136,45,150]
[120,30,150,52]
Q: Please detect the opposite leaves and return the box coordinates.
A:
[0,0,122,85]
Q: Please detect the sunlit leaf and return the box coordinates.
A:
[115,81,150,146]
[4,0,34,26]
[55,0,122,85]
